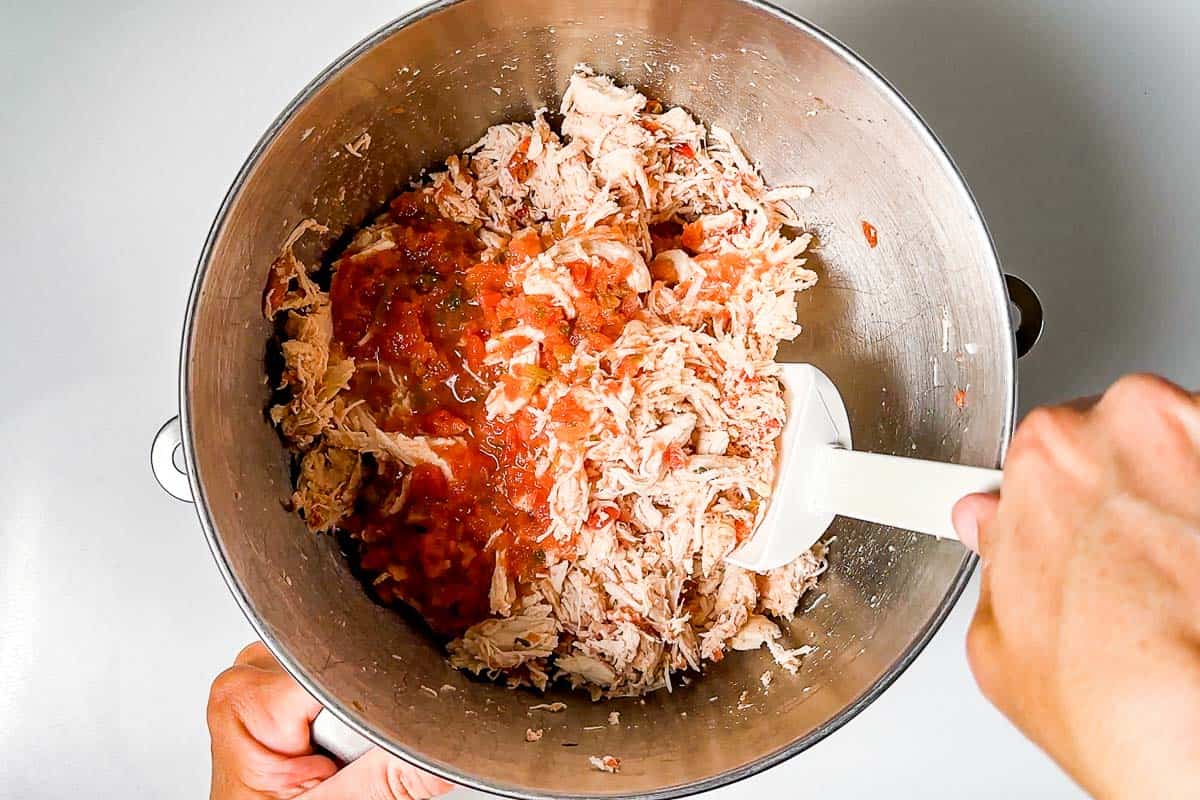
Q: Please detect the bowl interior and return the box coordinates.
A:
[184,0,1011,796]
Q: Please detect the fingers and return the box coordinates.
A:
[952,492,999,554]
[236,641,280,669]
[242,751,339,797]
[965,599,1002,702]
[210,643,341,799]
[1061,393,1101,412]
[298,748,456,800]
[1094,375,1200,517]
[210,661,326,757]
[208,702,337,798]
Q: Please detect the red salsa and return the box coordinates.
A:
[861,219,879,249]
[329,194,639,636]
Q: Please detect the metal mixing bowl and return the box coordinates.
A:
[152,0,1042,795]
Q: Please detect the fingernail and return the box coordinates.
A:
[299,779,322,790]
[952,504,980,553]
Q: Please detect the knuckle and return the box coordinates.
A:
[1109,373,1200,450]
[965,616,1002,702]
[235,641,270,665]
[234,642,274,666]
[380,761,421,800]
[1155,382,1200,426]
[1012,408,1048,447]
[207,666,251,719]
[1106,373,1179,411]
[409,774,452,800]
[1021,406,1074,440]
[1170,398,1200,452]
[209,666,244,704]
[240,748,286,787]
[1010,407,1071,463]
[1011,404,1095,477]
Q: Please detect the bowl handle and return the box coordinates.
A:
[1004,274,1043,358]
[154,416,371,760]
[154,418,369,762]
[312,708,373,763]
[151,416,194,502]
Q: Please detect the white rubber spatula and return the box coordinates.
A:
[726,363,1002,572]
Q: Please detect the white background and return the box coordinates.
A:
[3,0,1198,797]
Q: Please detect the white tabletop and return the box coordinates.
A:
[2,0,1196,797]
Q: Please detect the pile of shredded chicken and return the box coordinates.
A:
[265,68,826,698]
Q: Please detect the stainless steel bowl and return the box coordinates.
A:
[152,0,1041,796]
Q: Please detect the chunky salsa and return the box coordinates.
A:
[329,194,642,636]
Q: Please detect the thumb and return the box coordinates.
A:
[952,492,1000,554]
[298,748,456,800]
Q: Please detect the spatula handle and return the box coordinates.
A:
[810,447,1001,540]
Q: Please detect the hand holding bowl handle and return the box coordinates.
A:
[206,642,454,800]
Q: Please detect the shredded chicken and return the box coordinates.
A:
[589,755,621,774]
[268,68,828,699]
[529,702,567,713]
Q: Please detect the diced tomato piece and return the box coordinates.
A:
[388,192,427,218]
[618,293,641,319]
[616,356,642,379]
[585,331,614,350]
[556,421,590,442]
[510,229,543,259]
[507,137,535,182]
[459,330,487,372]
[715,252,747,283]
[419,409,469,436]
[681,220,704,252]
[568,259,591,289]
[408,463,449,499]
[587,506,619,528]
[649,258,678,283]
[479,289,503,312]
[861,220,879,248]
[514,295,564,337]
[551,394,587,423]
[664,444,687,470]
[499,372,528,401]
[512,409,537,442]
[549,341,575,365]
[550,394,590,441]
[464,264,508,296]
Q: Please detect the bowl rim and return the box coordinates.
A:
[180,0,1009,796]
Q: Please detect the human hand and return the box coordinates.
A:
[953,374,1200,799]
[208,642,456,800]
